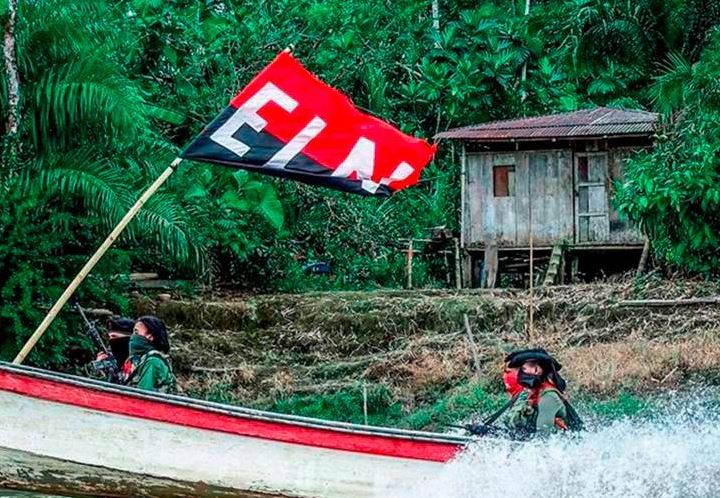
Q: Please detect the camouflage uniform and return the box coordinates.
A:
[126,350,176,394]
[504,388,568,436]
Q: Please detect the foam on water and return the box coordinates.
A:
[407,394,720,498]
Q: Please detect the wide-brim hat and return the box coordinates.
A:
[505,348,562,372]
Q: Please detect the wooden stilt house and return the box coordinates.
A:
[436,107,658,287]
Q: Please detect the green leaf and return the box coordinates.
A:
[233,170,250,188]
[162,45,178,66]
[258,187,284,230]
[221,190,251,212]
[145,104,185,125]
[132,0,163,16]
[183,184,207,201]
[201,14,233,42]
[175,79,196,98]
[242,180,265,201]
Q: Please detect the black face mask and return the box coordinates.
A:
[517,370,544,389]
[109,336,130,366]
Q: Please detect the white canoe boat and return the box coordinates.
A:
[0,361,468,497]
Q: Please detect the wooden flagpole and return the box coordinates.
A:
[13,157,183,365]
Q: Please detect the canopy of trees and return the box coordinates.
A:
[1,0,719,364]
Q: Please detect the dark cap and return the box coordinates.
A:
[135,315,170,353]
[107,317,134,335]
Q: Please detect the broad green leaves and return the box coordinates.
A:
[616,32,720,273]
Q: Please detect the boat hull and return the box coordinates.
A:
[0,446,259,498]
[0,363,467,497]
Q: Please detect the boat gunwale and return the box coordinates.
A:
[0,361,470,446]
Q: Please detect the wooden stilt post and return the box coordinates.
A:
[482,244,498,289]
[13,158,183,365]
[443,250,451,286]
[571,254,579,283]
[462,251,472,288]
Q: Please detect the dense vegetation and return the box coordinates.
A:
[1,0,720,364]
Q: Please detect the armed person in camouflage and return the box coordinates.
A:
[502,349,583,437]
[125,316,176,394]
[463,349,583,438]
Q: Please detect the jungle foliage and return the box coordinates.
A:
[1,0,720,364]
[615,32,720,273]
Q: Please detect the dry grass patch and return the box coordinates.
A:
[561,333,720,394]
[157,277,720,405]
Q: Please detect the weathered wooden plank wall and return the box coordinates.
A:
[527,150,574,245]
[464,150,574,247]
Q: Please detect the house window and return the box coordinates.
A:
[493,165,515,197]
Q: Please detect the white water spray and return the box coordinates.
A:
[407,395,720,498]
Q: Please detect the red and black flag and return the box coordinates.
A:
[181,51,436,196]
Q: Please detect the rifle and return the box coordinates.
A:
[445,423,506,437]
[447,393,522,437]
[73,300,121,383]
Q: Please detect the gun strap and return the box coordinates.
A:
[482,393,521,428]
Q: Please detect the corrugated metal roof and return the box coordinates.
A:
[435,107,658,141]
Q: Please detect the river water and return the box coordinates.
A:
[404,392,720,498]
[3,392,720,498]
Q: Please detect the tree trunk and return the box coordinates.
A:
[636,235,651,275]
[4,0,19,138]
[520,0,530,103]
[431,0,440,48]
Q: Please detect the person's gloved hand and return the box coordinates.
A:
[464,424,491,436]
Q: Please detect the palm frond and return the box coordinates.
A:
[17,0,120,75]
[18,149,133,227]
[133,193,202,267]
[651,51,693,113]
[28,59,150,151]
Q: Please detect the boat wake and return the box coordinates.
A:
[404,393,720,498]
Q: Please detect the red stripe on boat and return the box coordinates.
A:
[0,369,462,462]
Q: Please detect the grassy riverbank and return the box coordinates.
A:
[137,275,720,430]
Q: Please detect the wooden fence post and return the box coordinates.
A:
[406,239,414,289]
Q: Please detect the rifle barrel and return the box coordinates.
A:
[74,302,110,355]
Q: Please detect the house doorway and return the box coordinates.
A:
[574,152,610,243]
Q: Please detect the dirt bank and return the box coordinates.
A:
[136,276,720,426]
